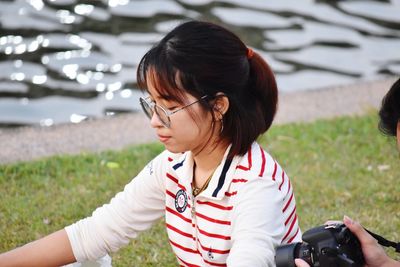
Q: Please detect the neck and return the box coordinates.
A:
[192,140,229,189]
[193,141,228,172]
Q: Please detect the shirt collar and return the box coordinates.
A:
[169,145,243,200]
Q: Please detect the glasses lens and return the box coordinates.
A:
[154,105,170,127]
[140,98,153,119]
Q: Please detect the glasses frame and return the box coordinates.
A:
[139,95,208,128]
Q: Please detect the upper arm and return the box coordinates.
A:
[227,179,286,267]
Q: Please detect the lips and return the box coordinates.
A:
[157,134,171,143]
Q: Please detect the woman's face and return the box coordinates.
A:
[145,81,215,155]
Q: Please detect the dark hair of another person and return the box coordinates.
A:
[137,20,278,159]
[379,78,400,136]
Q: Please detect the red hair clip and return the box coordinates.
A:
[247,48,254,59]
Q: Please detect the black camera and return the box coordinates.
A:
[275,223,365,267]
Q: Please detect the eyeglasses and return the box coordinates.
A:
[139,95,208,128]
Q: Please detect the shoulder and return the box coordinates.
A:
[233,143,292,197]
[236,142,285,181]
[149,150,183,165]
[146,150,188,173]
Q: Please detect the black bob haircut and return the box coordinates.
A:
[379,78,400,136]
[137,21,278,159]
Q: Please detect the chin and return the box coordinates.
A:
[163,144,186,154]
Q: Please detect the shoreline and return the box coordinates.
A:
[0,77,397,165]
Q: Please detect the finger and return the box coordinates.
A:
[343,216,376,244]
[295,258,310,267]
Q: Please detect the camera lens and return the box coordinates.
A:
[275,243,313,267]
[275,243,298,267]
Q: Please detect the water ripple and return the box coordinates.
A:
[0,0,399,127]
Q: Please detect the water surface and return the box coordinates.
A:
[1,0,399,127]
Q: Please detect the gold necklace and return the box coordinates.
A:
[192,162,214,197]
[192,174,213,197]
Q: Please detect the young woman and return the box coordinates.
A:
[0,21,301,266]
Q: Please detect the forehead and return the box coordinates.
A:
[145,67,186,102]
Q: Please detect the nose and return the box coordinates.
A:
[150,112,163,128]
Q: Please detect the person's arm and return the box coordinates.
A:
[65,151,168,262]
[227,178,300,266]
[1,150,169,265]
[295,216,400,267]
[0,229,76,267]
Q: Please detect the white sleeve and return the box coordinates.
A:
[227,178,286,267]
[65,151,168,262]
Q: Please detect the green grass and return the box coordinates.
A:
[1,113,399,265]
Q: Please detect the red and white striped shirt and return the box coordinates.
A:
[66,142,301,266]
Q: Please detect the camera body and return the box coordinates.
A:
[275,223,365,267]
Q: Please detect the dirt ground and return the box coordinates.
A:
[0,77,397,165]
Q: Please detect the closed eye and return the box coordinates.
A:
[146,95,180,111]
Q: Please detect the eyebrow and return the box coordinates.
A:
[147,94,178,108]
[148,92,182,105]
[158,93,180,102]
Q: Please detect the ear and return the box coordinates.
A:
[212,93,229,120]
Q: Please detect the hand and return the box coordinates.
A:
[294,217,400,267]
[294,258,310,267]
[343,216,399,267]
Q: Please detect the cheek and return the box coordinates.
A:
[182,116,209,137]
[171,113,200,136]
[193,111,213,134]
[173,111,211,139]
[186,106,211,126]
